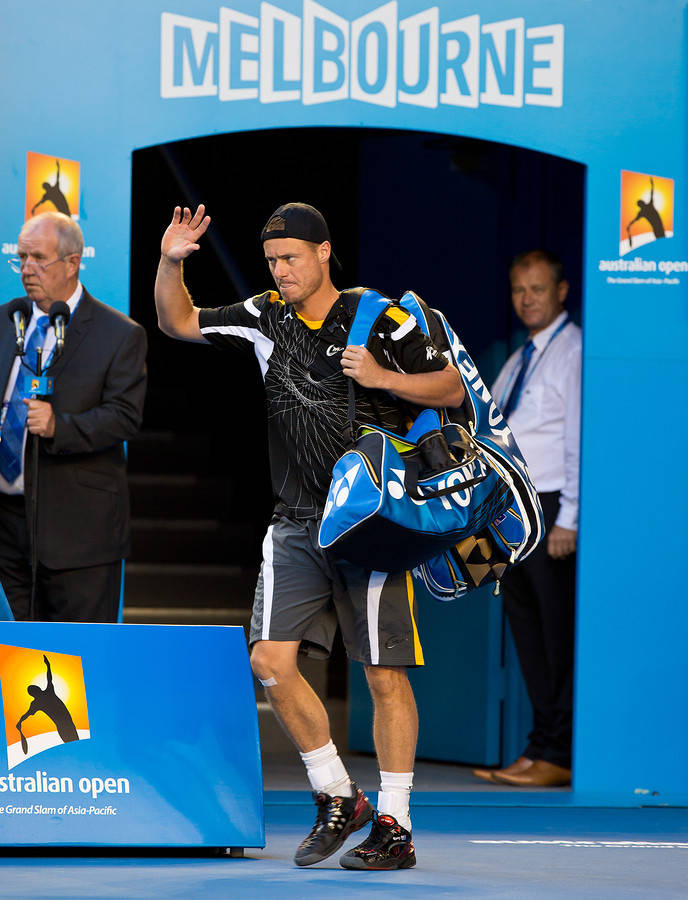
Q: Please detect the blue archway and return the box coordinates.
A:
[1,0,686,804]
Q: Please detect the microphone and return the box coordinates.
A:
[49,301,71,359]
[7,298,31,356]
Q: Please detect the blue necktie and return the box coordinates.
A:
[0,315,50,483]
[501,339,535,419]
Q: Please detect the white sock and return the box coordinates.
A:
[377,770,413,832]
[299,740,353,797]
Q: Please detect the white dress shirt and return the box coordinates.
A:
[0,284,83,495]
[492,311,581,531]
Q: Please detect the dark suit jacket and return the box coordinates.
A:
[0,289,147,568]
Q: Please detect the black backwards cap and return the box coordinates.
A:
[261,202,341,270]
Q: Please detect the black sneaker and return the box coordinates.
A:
[294,782,374,867]
[339,812,416,870]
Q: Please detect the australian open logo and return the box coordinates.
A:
[2,151,96,262]
[25,151,80,222]
[0,645,90,770]
[619,171,674,257]
[161,3,564,109]
[598,170,685,285]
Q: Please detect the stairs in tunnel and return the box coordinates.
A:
[122,429,262,632]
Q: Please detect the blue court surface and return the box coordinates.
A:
[1,799,686,899]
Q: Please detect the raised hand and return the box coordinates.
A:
[161,205,211,262]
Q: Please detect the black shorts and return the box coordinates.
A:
[250,515,424,667]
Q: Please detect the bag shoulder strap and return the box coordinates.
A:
[398,290,432,335]
[339,288,394,447]
[399,290,459,366]
[340,287,393,347]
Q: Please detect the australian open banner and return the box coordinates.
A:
[0,623,264,847]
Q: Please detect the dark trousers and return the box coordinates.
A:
[501,491,576,769]
[0,493,121,623]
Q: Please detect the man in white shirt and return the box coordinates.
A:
[473,250,581,787]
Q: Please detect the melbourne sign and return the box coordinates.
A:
[161,2,564,109]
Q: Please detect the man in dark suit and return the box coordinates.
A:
[0,212,146,622]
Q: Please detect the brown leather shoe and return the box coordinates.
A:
[471,755,534,783]
[493,759,571,787]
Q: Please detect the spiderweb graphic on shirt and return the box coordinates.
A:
[264,314,349,515]
[262,307,398,517]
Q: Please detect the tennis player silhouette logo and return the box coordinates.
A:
[619,170,674,256]
[24,151,80,222]
[0,644,90,769]
[30,159,71,216]
[626,176,665,249]
[16,655,79,754]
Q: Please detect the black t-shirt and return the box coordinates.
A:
[199,289,448,519]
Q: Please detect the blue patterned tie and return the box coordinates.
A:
[501,339,535,419]
[0,315,50,483]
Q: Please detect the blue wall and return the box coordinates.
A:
[1,0,687,803]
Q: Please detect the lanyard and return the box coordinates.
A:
[498,315,569,409]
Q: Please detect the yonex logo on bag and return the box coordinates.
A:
[438,468,474,509]
[387,468,406,501]
[436,460,486,509]
[457,352,510,439]
[387,460,484,509]
[324,462,362,519]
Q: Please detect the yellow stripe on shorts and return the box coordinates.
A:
[406,571,424,665]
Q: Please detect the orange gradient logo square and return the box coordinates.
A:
[25,152,80,222]
[620,170,674,256]
[0,645,90,770]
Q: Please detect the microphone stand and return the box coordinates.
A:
[23,297,70,620]
[27,336,65,622]
[28,347,43,622]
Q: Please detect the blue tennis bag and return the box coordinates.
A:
[318,289,544,600]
